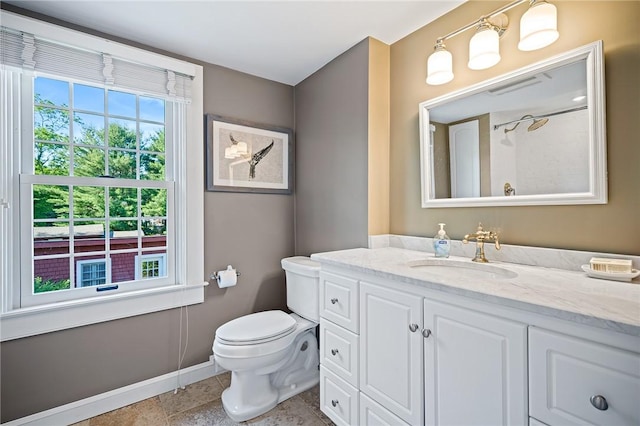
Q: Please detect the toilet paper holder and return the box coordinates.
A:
[209,268,241,281]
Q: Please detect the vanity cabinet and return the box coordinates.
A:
[317,264,640,426]
[424,298,528,425]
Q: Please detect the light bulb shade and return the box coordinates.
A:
[426,47,453,85]
[518,1,559,51]
[468,27,501,70]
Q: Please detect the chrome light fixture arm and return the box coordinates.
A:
[433,0,523,45]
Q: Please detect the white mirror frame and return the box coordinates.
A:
[419,41,606,208]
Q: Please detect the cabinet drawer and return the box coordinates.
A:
[321,319,359,387]
[529,327,640,426]
[320,272,358,333]
[320,366,358,426]
[360,392,410,426]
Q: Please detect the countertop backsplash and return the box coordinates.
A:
[369,234,640,272]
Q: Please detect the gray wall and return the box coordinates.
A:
[0,6,294,422]
[294,39,370,256]
[201,63,295,353]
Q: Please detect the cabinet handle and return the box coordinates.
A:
[331,399,339,407]
[422,328,432,338]
[331,349,339,356]
[330,298,338,304]
[590,395,608,411]
[409,323,419,332]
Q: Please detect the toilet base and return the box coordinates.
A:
[221,371,278,422]
[219,330,320,422]
[275,372,319,404]
[221,369,319,422]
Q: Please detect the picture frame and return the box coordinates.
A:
[205,114,294,194]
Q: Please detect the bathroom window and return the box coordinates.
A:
[23,76,175,306]
[0,12,205,340]
[22,77,175,306]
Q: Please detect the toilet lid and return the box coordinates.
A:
[215,310,297,344]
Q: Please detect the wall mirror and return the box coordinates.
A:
[419,41,606,208]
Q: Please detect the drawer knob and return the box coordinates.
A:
[331,349,339,356]
[409,323,419,332]
[422,328,432,338]
[590,395,608,411]
[330,298,338,305]
[331,399,339,407]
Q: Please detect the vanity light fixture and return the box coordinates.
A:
[426,0,559,85]
[518,0,559,51]
[426,40,454,85]
[468,19,502,70]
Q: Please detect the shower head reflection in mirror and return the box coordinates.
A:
[418,41,607,208]
[502,115,549,133]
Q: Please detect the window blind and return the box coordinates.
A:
[1,27,192,101]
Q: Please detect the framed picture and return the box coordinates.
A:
[205,114,293,194]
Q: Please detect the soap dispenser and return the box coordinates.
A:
[433,223,451,258]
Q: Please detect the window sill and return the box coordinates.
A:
[0,282,206,341]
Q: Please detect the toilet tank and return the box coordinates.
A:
[281,256,320,322]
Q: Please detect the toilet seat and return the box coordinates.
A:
[215,310,297,346]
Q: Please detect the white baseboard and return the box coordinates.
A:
[3,356,226,426]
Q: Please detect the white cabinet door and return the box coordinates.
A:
[359,281,423,425]
[424,298,528,426]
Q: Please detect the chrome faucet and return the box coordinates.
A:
[463,223,500,263]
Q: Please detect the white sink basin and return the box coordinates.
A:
[407,258,518,280]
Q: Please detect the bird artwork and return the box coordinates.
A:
[249,140,274,179]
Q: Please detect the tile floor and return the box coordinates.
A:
[71,372,334,426]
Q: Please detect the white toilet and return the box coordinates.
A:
[212,256,321,422]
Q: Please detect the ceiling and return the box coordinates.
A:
[4,0,464,85]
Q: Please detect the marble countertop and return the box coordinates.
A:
[311,247,640,336]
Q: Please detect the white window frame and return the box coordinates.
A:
[76,259,108,288]
[22,74,176,306]
[135,253,167,280]
[0,11,205,342]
